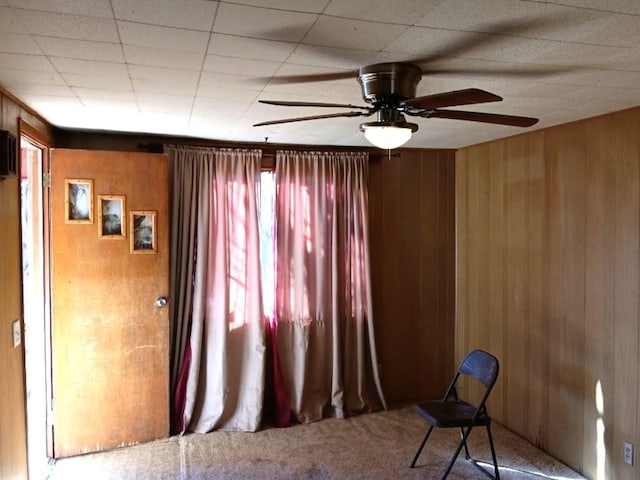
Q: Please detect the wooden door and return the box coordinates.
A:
[50,149,169,457]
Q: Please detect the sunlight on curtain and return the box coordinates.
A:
[274,150,386,423]
[227,181,250,331]
[167,146,264,433]
[169,146,385,433]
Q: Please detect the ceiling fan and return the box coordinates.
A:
[254,62,539,149]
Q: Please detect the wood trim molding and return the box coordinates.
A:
[19,118,52,147]
[0,85,48,123]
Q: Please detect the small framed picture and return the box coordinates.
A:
[65,179,93,224]
[98,195,126,239]
[130,210,157,254]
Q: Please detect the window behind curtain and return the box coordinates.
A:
[258,171,276,322]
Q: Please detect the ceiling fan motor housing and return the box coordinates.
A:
[357,63,422,106]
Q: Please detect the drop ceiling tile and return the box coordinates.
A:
[566,14,640,48]
[203,55,281,77]
[112,0,218,30]
[51,57,128,78]
[0,53,54,72]
[35,37,123,62]
[8,84,76,97]
[543,67,640,89]
[118,21,210,53]
[13,10,119,42]
[198,71,269,92]
[195,88,258,105]
[324,0,442,24]
[62,73,132,89]
[286,44,394,69]
[221,0,329,13]
[413,0,575,34]
[387,22,613,68]
[187,115,234,140]
[8,0,113,17]
[192,94,254,116]
[600,48,640,71]
[15,95,86,126]
[383,26,490,60]
[213,3,318,42]
[415,55,613,89]
[483,94,579,112]
[73,87,135,102]
[548,0,640,15]
[208,33,296,62]
[79,96,138,110]
[260,83,361,104]
[128,64,200,94]
[124,45,204,70]
[136,93,194,114]
[0,6,28,32]
[55,105,141,131]
[19,93,84,110]
[262,64,361,98]
[304,16,409,51]
[137,112,190,135]
[0,69,67,88]
[528,42,631,67]
[502,82,633,102]
[0,32,42,54]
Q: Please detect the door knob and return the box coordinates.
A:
[155,296,168,308]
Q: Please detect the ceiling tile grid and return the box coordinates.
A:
[0,0,638,148]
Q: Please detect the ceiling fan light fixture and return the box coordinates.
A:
[360,121,418,149]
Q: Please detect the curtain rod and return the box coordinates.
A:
[137,142,400,158]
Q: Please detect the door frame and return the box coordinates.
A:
[18,119,54,479]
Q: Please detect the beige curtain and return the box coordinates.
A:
[274,150,386,423]
[167,145,264,433]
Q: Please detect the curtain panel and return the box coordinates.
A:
[168,145,386,434]
[274,150,386,423]
[167,145,265,433]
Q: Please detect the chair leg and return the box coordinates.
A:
[486,425,500,480]
[440,427,472,480]
[460,427,471,460]
[410,426,434,468]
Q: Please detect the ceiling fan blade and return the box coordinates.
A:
[404,88,502,110]
[258,16,565,85]
[264,71,356,84]
[254,110,372,127]
[428,109,539,127]
[259,99,371,110]
[407,17,557,67]
[425,65,578,79]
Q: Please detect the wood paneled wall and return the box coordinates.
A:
[369,148,456,404]
[456,107,640,479]
[0,91,53,480]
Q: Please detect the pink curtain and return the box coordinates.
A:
[168,146,265,433]
[274,151,386,424]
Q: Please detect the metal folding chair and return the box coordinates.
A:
[410,349,500,479]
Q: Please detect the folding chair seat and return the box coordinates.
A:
[410,349,500,479]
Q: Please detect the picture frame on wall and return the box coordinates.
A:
[98,195,126,239]
[65,178,93,224]
[130,210,157,254]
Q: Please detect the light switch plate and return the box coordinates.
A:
[12,319,21,347]
[625,442,634,465]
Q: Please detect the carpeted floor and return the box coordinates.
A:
[46,405,585,479]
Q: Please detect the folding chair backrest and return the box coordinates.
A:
[458,349,499,390]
